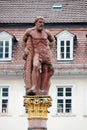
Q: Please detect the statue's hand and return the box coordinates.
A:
[23,54,27,60]
[24,47,29,55]
[22,48,30,60]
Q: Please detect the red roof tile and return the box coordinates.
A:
[0,0,87,23]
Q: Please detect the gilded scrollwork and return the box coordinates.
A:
[24,96,52,119]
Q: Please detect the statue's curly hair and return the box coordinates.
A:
[34,16,45,23]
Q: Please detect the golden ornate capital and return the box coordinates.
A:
[23,95,52,120]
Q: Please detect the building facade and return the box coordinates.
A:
[0,1,87,130]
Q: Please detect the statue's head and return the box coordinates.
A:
[35,16,45,32]
[34,16,45,23]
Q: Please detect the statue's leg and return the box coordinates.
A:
[40,64,49,94]
[31,54,40,91]
[41,63,54,95]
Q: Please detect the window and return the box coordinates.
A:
[0,41,10,59]
[0,31,12,61]
[0,87,9,113]
[57,86,72,114]
[56,30,74,61]
[52,3,62,11]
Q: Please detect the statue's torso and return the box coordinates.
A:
[28,29,52,63]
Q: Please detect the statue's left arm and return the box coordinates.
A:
[46,30,55,49]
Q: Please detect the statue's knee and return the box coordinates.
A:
[33,65,39,72]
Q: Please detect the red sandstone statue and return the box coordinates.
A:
[22,17,55,95]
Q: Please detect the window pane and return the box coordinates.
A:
[57,88,63,96]
[3,88,8,92]
[2,99,8,113]
[61,41,64,46]
[0,41,3,58]
[65,108,71,113]
[5,41,9,46]
[61,47,64,52]
[0,54,3,58]
[5,42,9,58]
[66,103,71,108]
[65,99,72,113]
[66,41,70,59]
[60,41,65,59]
[66,47,70,52]
[66,53,70,58]
[65,88,72,96]
[60,53,64,59]
[66,88,71,91]
[58,99,63,103]
[5,47,9,52]
[0,47,3,52]
[5,53,9,58]
[0,41,3,46]
[57,99,63,113]
[66,41,70,46]
[2,88,8,96]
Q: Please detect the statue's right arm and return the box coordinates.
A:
[22,29,31,48]
[22,29,32,60]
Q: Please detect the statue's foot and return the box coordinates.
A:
[38,89,48,95]
[26,88,36,96]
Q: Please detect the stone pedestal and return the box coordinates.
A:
[24,95,52,130]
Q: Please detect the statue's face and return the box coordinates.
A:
[36,19,44,32]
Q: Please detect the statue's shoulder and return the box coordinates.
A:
[25,27,36,34]
[44,29,51,36]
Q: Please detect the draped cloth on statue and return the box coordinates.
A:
[23,37,33,90]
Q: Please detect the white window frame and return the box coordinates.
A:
[0,31,12,61]
[56,30,74,61]
[56,86,73,114]
[0,86,10,114]
[51,84,76,116]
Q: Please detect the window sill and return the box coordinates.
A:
[19,113,27,117]
[83,114,87,117]
[51,113,76,117]
[0,60,12,62]
[57,59,73,63]
[0,113,12,117]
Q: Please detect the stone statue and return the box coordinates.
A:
[22,17,55,95]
